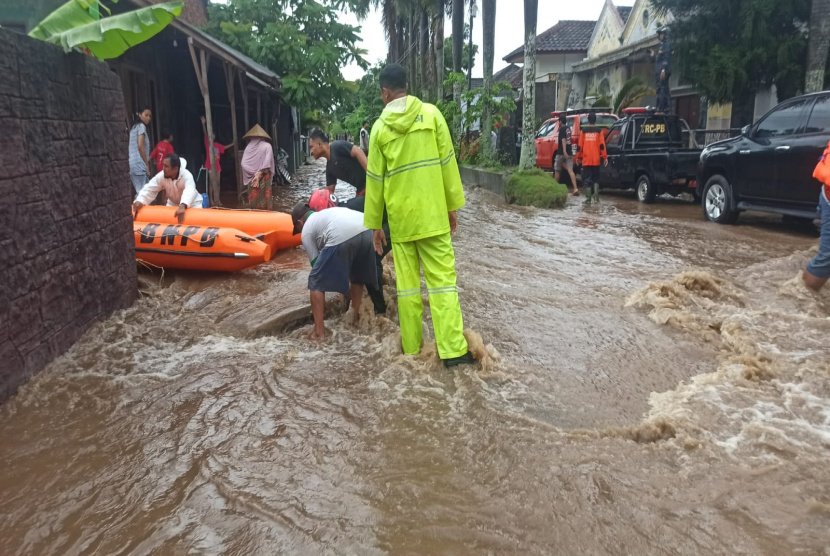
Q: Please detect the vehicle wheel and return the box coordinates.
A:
[636,174,656,203]
[702,175,739,224]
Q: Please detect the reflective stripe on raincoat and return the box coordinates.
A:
[364,95,465,243]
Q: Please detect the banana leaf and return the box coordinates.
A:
[29,0,183,60]
[29,0,104,41]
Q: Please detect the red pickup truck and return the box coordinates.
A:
[535,110,618,170]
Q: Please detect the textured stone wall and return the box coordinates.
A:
[0,29,137,402]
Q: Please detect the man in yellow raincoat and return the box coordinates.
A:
[364,64,475,367]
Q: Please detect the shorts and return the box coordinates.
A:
[807,192,830,278]
[308,230,378,294]
[554,154,573,173]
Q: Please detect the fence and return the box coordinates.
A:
[683,128,743,149]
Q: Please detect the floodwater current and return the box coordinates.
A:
[1,159,829,554]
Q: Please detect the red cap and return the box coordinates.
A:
[309,188,337,211]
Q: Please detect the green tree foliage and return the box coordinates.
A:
[651,0,810,103]
[206,0,369,115]
[328,65,386,138]
[442,26,477,74]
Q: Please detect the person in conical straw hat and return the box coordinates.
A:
[241,124,275,209]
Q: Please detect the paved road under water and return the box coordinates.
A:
[2,160,829,554]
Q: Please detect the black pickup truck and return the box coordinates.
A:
[597,110,702,203]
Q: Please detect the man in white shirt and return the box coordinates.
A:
[291,203,378,340]
[132,153,202,223]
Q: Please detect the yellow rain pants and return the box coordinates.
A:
[392,232,468,359]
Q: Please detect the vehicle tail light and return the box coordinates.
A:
[689,179,698,189]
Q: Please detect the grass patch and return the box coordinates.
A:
[505,168,569,208]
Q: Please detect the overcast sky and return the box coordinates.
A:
[340,0,634,81]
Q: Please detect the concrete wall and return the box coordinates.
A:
[536,53,587,79]
[459,166,508,197]
[0,29,137,401]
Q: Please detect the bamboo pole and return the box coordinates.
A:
[188,38,220,206]
[224,64,242,201]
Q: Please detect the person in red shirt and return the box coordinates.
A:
[576,112,608,204]
[200,116,234,175]
[149,130,174,172]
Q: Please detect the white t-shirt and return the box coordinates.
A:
[301,207,367,263]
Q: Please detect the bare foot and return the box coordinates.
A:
[571,189,580,196]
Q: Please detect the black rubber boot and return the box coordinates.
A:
[443,351,476,368]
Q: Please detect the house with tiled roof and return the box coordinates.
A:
[503,20,597,119]
[492,64,523,90]
[568,0,661,113]
[570,0,778,131]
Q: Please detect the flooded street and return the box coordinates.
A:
[1,160,829,554]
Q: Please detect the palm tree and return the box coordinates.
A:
[613,76,654,113]
[451,0,464,74]
[479,0,496,157]
[433,0,446,101]
[419,7,429,97]
[381,0,400,62]
[806,0,830,92]
[518,0,537,170]
[449,0,466,140]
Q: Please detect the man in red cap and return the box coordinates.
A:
[291,203,379,340]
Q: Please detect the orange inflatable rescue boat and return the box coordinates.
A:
[134,222,271,272]
[134,206,300,253]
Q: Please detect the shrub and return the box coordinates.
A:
[505,169,569,208]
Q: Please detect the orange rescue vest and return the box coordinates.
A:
[577,126,607,167]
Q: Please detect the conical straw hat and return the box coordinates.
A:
[243,124,271,141]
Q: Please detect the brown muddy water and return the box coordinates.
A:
[2,160,829,554]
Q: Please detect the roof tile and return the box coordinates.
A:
[504,20,596,61]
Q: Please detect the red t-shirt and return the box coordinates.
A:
[150,140,175,172]
[204,136,226,172]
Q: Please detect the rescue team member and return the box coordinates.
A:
[308,128,368,210]
[804,141,830,291]
[554,112,578,195]
[150,130,175,173]
[133,153,202,224]
[576,111,608,204]
[364,63,475,368]
[291,204,378,340]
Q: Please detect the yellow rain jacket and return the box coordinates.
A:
[364,95,465,243]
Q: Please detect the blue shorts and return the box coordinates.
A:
[807,192,830,278]
[308,230,378,294]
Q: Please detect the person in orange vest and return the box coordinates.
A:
[576,112,608,204]
[805,140,830,291]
